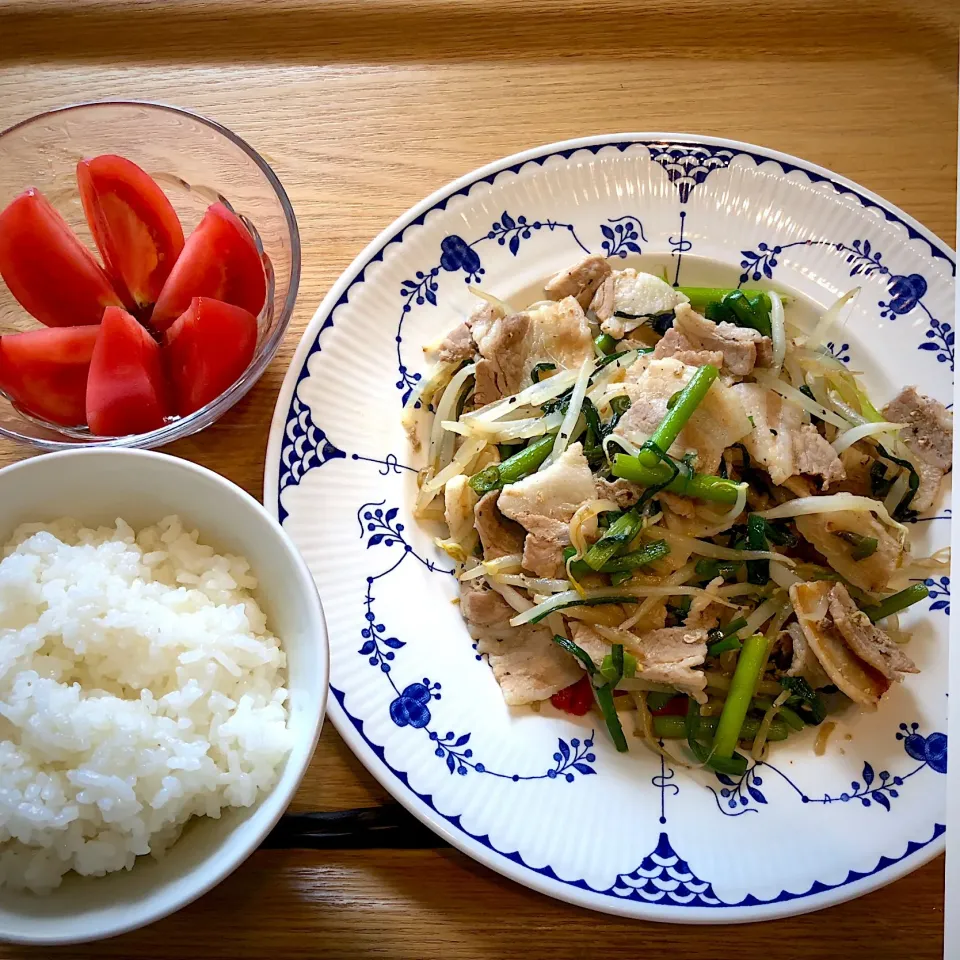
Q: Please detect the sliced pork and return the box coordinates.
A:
[789,581,915,708]
[436,322,477,364]
[664,303,774,377]
[614,357,752,472]
[498,443,595,577]
[469,296,593,405]
[881,386,953,511]
[595,477,644,508]
[472,622,582,705]
[570,623,709,703]
[652,327,724,370]
[543,255,612,309]
[782,622,832,690]
[733,382,844,487]
[474,491,525,560]
[793,508,904,594]
[592,269,689,336]
[460,578,514,627]
[828,584,917,680]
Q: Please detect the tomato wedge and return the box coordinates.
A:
[0,188,122,327]
[151,203,265,332]
[164,297,258,416]
[550,675,594,716]
[650,696,689,717]
[86,306,169,436]
[0,326,99,426]
[77,155,184,312]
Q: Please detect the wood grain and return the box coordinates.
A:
[0,0,956,955]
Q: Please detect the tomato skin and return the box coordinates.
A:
[0,188,122,327]
[651,696,688,717]
[165,297,258,416]
[77,155,185,311]
[86,307,169,436]
[0,326,99,426]
[550,674,595,716]
[151,203,266,332]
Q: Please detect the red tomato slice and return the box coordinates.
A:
[77,155,185,312]
[0,326,99,426]
[651,696,688,717]
[86,307,169,436]
[550,674,594,716]
[164,297,258,416]
[0,188,122,327]
[151,203,265,332]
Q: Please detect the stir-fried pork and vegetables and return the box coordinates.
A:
[405,255,952,775]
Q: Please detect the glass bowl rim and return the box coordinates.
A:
[0,98,302,450]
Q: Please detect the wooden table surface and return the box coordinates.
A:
[0,1,957,956]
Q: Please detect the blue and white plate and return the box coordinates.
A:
[265,135,953,922]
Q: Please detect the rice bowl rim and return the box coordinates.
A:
[0,447,329,945]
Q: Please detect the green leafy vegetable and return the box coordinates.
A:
[779,676,827,726]
[600,644,637,685]
[677,287,772,310]
[752,697,805,731]
[685,698,748,775]
[870,460,893,498]
[874,442,921,520]
[695,558,741,580]
[580,397,606,469]
[832,529,879,561]
[707,616,748,643]
[530,362,557,383]
[746,513,769,585]
[694,289,772,337]
[759,518,798,548]
[646,691,676,712]
[666,595,692,621]
[581,509,643,571]
[594,333,618,355]
[706,615,748,655]
[707,635,742,656]
[607,395,632,433]
[551,635,628,752]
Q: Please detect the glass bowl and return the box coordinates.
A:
[0,100,300,450]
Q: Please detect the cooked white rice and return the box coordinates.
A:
[0,515,292,893]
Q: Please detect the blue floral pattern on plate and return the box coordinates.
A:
[710,726,947,816]
[739,238,953,371]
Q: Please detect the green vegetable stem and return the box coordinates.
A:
[468,434,554,494]
[653,714,789,742]
[861,583,930,623]
[712,633,769,759]
[570,539,670,576]
[637,364,718,468]
[611,455,742,504]
[551,634,628,752]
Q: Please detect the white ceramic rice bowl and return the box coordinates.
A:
[0,449,328,945]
